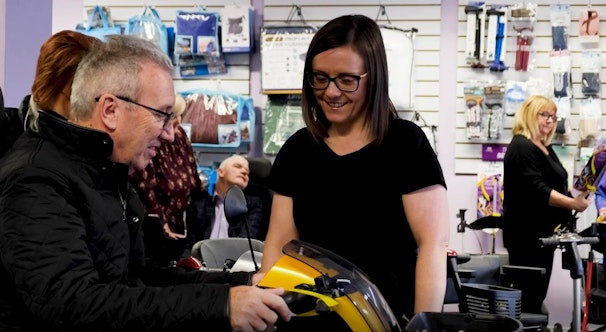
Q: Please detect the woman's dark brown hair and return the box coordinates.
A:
[301,15,398,145]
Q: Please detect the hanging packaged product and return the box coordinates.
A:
[179,89,254,148]
[579,8,600,45]
[553,96,571,137]
[510,3,536,72]
[380,26,417,110]
[263,95,305,155]
[581,50,601,97]
[261,5,317,94]
[464,82,485,140]
[550,50,572,99]
[574,133,606,192]
[486,5,508,72]
[550,4,570,51]
[75,5,123,41]
[504,81,527,116]
[127,6,169,55]
[525,77,553,98]
[260,25,317,93]
[578,97,602,142]
[464,2,486,68]
[476,162,504,219]
[174,9,226,77]
[482,82,505,140]
[221,4,254,53]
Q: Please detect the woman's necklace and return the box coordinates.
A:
[118,186,128,222]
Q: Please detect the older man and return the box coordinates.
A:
[0,35,290,331]
[188,155,267,244]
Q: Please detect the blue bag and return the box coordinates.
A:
[175,10,220,57]
[75,5,122,41]
[127,6,169,55]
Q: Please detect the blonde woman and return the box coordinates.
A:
[503,94,591,314]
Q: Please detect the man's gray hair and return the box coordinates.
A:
[69,35,173,121]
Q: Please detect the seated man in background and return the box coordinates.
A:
[0,34,290,331]
[189,154,267,242]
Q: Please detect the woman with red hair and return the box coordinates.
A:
[25,30,101,131]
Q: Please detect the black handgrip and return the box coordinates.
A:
[282,291,318,315]
[582,237,601,245]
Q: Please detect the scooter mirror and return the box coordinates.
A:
[224,185,248,226]
[224,184,260,271]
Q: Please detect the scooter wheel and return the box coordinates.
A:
[552,322,563,332]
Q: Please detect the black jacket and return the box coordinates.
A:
[0,111,251,331]
[502,134,573,249]
[0,94,28,160]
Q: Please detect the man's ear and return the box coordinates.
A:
[217,167,225,179]
[97,95,119,131]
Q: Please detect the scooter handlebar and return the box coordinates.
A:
[539,235,600,246]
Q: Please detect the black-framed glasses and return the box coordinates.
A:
[95,95,174,128]
[538,112,556,121]
[307,72,368,93]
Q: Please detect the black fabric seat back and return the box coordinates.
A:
[0,89,26,159]
[244,157,273,241]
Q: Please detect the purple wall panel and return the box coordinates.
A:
[4,0,52,107]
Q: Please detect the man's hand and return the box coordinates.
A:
[229,286,292,332]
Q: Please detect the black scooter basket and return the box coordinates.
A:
[462,283,522,319]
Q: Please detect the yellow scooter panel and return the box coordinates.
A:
[259,254,376,331]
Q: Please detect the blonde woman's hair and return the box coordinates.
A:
[174,93,186,119]
[26,98,40,131]
[511,95,557,146]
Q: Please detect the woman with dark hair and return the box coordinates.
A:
[261,14,449,325]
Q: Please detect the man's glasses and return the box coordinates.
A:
[95,95,174,128]
[538,112,556,121]
[307,72,368,93]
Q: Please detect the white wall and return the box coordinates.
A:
[52,0,83,33]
